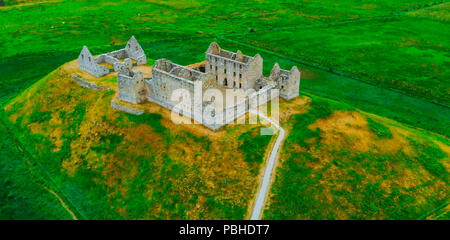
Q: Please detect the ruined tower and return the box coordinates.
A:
[205,42,263,90]
[269,63,300,100]
[117,59,148,104]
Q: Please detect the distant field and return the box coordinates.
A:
[0,0,446,102]
[212,39,450,137]
[229,4,450,106]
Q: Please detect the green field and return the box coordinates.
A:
[0,0,449,219]
[0,122,76,219]
[229,6,450,106]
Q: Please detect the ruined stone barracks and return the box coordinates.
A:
[78,36,147,77]
[77,39,300,130]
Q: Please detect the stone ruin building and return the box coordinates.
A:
[149,59,216,114]
[205,42,263,91]
[268,63,300,100]
[78,36,147,77]
[117,58,147,104]
[77,40,300,130]
[205,42,300,100]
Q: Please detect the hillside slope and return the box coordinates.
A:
[265,95,449,219]
[1,61,277,219]
[1,60,449,219]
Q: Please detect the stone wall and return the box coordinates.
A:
[149,67,196,112]
[149,59,215,114]
[269,63,300,100]
[105,40,299,131]
[125,36,147,65]
[208,84,278,130]
[205,42,263,91]
[77,46,109,77]
[118,62,148,104]
[111,101,144,115]
[72,75,105,91]
[78,36,147,77]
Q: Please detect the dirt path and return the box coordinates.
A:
[249,109,286,220]
[44,187,78,220]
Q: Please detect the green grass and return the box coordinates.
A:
[0,0,448,219]
[410,139,448,182]
[0,0,446,104]
[287,95,353,147]
[90,133,123,154]
[0,121,74,219]
[127,113,167,135]
[264,95,449,219]
[28,110,52,123]
[214,38,450,137]
[238,127,273,174]
[3,104,131,219]
[1,0,440,58]
[0,1,448,138]
[1,65,267,219]
[228,6,450,106]
[2,86,122,219]
[366,117,393,139]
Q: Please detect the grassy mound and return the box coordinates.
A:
[1,60,448,219]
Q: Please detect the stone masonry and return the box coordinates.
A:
[77,46,109,77]
[205,42,263,90]
[148,59,216,115]
[269,63,301,100]
[78,39,301,130]
[78,36,147,77]
[117,59,148,104]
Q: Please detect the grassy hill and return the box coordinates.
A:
[0,0,448,219]
[1,62,276,219]
[1,60,448,219]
